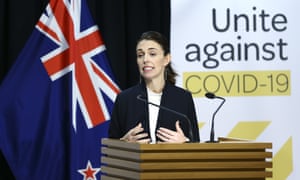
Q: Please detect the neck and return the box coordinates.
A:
[146,79,165,93]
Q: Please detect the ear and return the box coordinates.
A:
[164,53,171,66]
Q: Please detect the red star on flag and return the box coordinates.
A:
[78,160,101,180]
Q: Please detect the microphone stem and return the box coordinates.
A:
[209,97,225,142]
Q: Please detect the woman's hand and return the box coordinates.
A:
[120,123,151,143]
[156,120,189,143]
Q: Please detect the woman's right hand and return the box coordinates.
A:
[120,123,150,143]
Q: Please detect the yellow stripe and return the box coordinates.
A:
[269,137,293,180]
[227,121,270,140]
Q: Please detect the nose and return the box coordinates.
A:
[142,54,149,63]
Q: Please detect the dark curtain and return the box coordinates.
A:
[0,0,170,178]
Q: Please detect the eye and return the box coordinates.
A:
[149,52,157,57]
[137,52,144,58]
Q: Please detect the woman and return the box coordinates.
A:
[108,31,200,143]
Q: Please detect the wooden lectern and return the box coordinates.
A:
[100,138,272,180]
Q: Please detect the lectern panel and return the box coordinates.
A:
[100,138,272,179]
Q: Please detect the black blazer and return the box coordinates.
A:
[108,81,200,142]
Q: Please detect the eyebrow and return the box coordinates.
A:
[137,47,158,52]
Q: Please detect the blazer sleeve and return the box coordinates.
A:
[108,94,123,139]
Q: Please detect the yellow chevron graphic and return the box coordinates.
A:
[267,137,293,180]
[226,121,293,180]
[227,121,270,140]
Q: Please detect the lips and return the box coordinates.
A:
[143,66,154,71]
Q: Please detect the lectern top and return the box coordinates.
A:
[101,138,272,151]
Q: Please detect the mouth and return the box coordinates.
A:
[143,66,154,72]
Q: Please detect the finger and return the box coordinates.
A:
[158,127,175,136]
[132,122,142,132]
[156,141,166,144]
[131,124,144,136]
[134,132,149,140]
[158,128,177,141]
[156,133,169,142]
[121,130,132,141]
[137,138,151,144]
[137,122,142,128]
[121,123,144,141]
[156,129,170,139]
[175,120,184,135]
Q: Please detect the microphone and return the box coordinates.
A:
[137,94,195,142]
[205,92,226,143]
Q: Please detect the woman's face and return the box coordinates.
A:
[136,40,170,82]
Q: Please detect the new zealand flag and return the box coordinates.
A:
[0,0,120,179]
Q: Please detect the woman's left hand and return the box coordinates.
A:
[156,120,189,143]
